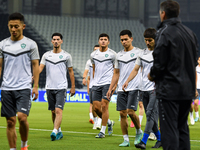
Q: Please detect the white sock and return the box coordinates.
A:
[190,112,193,118]
[89,113,94,120]
[58,127,61,132]
[53,128,58,134]
[123,134,129,142]
[100,126,106,134]
[195,111,199,118]
[139,115,143,125]
[97,118,102,125]
[107,119,111,125]
[94,117,98,123]
[10,148,16,150]
[136,128,142,134]
[21,140,28,148]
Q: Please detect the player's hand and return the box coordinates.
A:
[82,78,86,85]
[195,89,198,98]
[106,89,112,100]
[148,73,154,81]
[122,81,128,92]
[70,87,75,97]
[32,87,38,101]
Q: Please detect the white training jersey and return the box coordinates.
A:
[85,59,94,88]
[0,36,40,90]
[135,48,155,91]
[40,50,72,90]
[91,48,117,86]
[196,66,200,89]
[115,47,143,91]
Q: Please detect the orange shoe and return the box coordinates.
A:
[130,121,135,128]
[89,119,94,124]
[21,145,29,150]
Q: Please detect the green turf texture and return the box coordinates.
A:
[0,102,200,150]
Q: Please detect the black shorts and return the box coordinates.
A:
[92,84,110,101]
[89,88,93,104]
[116,90,139,111]
[46,89,66,110]
[1,89,31,117]
[138,90,144,102]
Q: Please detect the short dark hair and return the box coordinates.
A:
[99,33,109,40]
[119,30,132,38]
[52,33,63,40]
[94,45,100,48]
[143,28,156,39]
[160,0,180,19]
[8,12,24,23]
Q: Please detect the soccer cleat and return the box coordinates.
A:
[89,119,94,124]
[130,121,135,128]
[50,132,56,141]
[152,141,162,148]
[21,145,29,150]
[119,140,130,147]
[108,120,114,136]
[95,132,105,138]
[190,117,195,125]
[93,123,97,129]
[56,132,63,140]
[148,133,157,141]
[135,141,146,149]
[194,117,199,122]
[134,130,143,145]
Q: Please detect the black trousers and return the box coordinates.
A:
[159,99,191,150]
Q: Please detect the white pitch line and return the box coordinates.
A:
[0,126,200,142]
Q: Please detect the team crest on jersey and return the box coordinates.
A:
[59,55,63,59]
[21,43,26,49]
[105,54,109,57]
[130,53,135,57]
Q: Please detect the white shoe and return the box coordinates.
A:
[93,123,97,129]
[190,117,195,125]
[148,133,157,141]
[96,123,101,130]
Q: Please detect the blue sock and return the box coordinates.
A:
[141,133,149,144]
[155,130,161,141]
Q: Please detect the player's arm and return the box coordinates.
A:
[82,69,89,85]
[32,59,39,100]
[0,58,3,78]
[87,76,90,94]
[106,68,119,100]
[122,64,140,92]
[92,64,95,78]
[39,64,45,74]
[68,67,75,97]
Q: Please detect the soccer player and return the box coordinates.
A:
[190,57,200,125]
[107,30,143,146]
[39,33,75,141]
[148,1,198,149]
[0,12,40,150]
[122,28,161,149]
[91,33,115,138]
[82,45,101,128]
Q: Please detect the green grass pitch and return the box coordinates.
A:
[0,102,200,150]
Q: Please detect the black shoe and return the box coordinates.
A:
[152,141,162,148]
[135,141,146,149]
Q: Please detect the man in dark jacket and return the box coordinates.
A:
[148,1,199,150]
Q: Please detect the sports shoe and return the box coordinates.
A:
[134,130,143,145]
[96,122,101,130]
[190,117,195,125]
[56,132,63,140]
[130,121,135,128]
[93,122,97,129]
[95,132,105,138]
[148,133,157,141]
[119,140,130,147]
[194,117,199,122]
[21,145,29,150]
[89,119,94,124]
[152,141,162,148]
[135,141,146,149]
[108,120,114,135]
[50,132,56,141]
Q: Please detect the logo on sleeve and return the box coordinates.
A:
[130,53,135,57]
[21,43,26,49]
[59,55,63,59]
[105,54,109,57]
